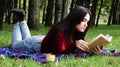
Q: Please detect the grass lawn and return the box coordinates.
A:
[0,23,120,67]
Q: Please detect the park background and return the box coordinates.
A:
[0,0,120,67]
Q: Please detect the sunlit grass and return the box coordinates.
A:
[0,23,120,67]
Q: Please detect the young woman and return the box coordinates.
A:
[11,6,103,54]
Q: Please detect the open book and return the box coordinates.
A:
[88,34,112,51]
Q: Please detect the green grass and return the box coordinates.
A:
[0,23,120,67]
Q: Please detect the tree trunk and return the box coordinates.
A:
[115,0,119,24]
[84,0,90,8]
[112,0,119,24]
[107,0,115,25]
[61,0,68,20]
[54,0,62,24]
[12,0,19,24]
[90,0,98,26]
[23,0,27,11]
[5,0,13,24]
[95,0,103,26]
[45,0,54,26]
[118,0,120,24]
[70,0,75,12]
[76,0,84,6]
[13,0,18,8]
[118,12,120,24]
[42,0,47,24]
[0,0,6,30]
[27,0,41,30]
[19,0,21,8]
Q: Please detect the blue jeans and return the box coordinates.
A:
[11,21,45,53]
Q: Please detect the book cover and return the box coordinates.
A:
[88,34,112,51]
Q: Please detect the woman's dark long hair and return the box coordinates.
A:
[58,6,91,40]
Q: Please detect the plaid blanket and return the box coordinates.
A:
[0,47,120,63]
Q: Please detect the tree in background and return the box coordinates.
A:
[112,0,119,24]
[45,0,54,26]
[107,0,120,25]
[27,0,41,29]
[0,0,120,31]
[41,0,47,24]
[90,0,98,26]
[4,0,13,24]
[61,0,68,20]
[54,0,62,24]
[95,0,103,26]
[0,0,6,30]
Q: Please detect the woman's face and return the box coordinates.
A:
[75,13,90,32]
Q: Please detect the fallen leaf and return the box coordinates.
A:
[109,59,117,65]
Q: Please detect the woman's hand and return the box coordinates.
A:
[92,45,104,54]
[76,40,89,52]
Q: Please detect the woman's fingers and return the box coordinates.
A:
[76,40,89,52]
[80,40,89,49]
[100,45,104,50]
[76,43,87,51]
[96,46,101,52]
[92,46,102,54]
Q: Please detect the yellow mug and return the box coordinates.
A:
[46,54,55,61]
